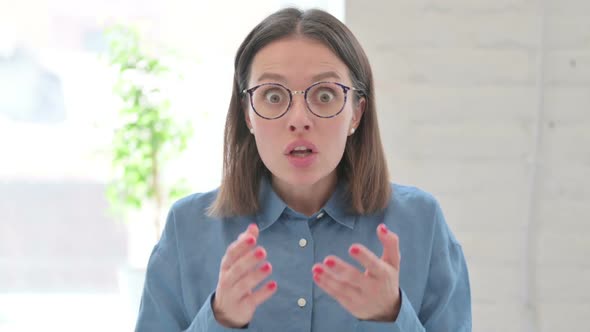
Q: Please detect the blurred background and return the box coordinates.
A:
[0,0,588,331]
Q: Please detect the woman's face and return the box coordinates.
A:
[245,36,364,188]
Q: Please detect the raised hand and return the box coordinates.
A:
[212,224,277,327]
[312,223,402,321]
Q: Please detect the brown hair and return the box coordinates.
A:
[208,7,390,217]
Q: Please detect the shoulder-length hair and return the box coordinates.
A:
[208,8,390,217]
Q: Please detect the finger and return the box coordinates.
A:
[377,224,401,269]
[220,224,259,271]
[234,262,273,299]
[322,256,365,288]
[313,262,363,294]
[313,267,357,311]
[224,246,267,287]
[349,244,389,278]
[246,223,259,238]
[242,280,278,308]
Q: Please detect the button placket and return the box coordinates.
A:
[284,214,313,317]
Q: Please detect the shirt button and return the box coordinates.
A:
[316,212,324,219]
[298,238,307,248]
[297,297,307,308]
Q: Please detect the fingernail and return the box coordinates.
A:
[254,248,265,259]
[246,235,255,245]
[267,281,277,290]
[325,258,335,268]
[248,223,257,231]
[313,274,321,283]
[350,246,360,255]
[379,224,388,235]
[312,266,323,274]
[260,262,271,273]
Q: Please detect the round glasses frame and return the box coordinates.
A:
[242,81,363,120]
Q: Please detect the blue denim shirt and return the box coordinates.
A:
[135,179,471,331]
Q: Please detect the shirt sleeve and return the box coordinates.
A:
[354,288,424,332]
[134,208,257,332]
[355,200,472,332]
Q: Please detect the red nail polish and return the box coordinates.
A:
[325,258,335,268]
[255,248,265,259]
[267,281,277,290]
[313,274,321,283]
[260,262,271,272]
[379,224,388,235]
[246,236,255,245]
[312,266,323,274]
[350,246,360,255]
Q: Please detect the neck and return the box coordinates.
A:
[271,172,337,217]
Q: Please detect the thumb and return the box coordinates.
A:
[377,224,401,270]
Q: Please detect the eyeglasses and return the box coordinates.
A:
[242,81,362,120]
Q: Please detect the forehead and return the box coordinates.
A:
[249,36,350,86]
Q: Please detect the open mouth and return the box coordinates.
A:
[289,147,314,157]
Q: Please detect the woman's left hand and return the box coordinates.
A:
[311,223,401,322]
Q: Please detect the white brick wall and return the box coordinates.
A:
[346,1,590,331]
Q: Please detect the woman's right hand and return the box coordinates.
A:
[212,224,277,328]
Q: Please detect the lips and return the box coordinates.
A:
[283,139,318,155]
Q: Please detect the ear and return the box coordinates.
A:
[245,111,252,129]
[242,98,253,130]
[350,96,366,130]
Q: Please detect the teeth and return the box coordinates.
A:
[293,146,308,152]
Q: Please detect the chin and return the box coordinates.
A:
[272,166,335,188]
[262,155,338,187]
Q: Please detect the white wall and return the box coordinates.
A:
[346,1,590,331]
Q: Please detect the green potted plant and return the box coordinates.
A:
[103,24,192,315]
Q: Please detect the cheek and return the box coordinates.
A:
[252,121,280,154]
[333,110,354,138]
[320,120,350,154]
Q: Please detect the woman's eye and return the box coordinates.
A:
[265,91,283,103]
[318,90,334,103]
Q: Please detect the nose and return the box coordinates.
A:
[287,93,312,132]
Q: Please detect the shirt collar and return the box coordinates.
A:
[323,180,357,230]
[255,176,357,231]
[256,176,287,231]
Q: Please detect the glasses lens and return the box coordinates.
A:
[307,82,346,117]
[251,84,290,119]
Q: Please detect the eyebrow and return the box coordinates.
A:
[256,72,287,83]
[312,71,342,82]
[255,71,342,84]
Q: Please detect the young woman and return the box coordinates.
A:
[135,8,471,332]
